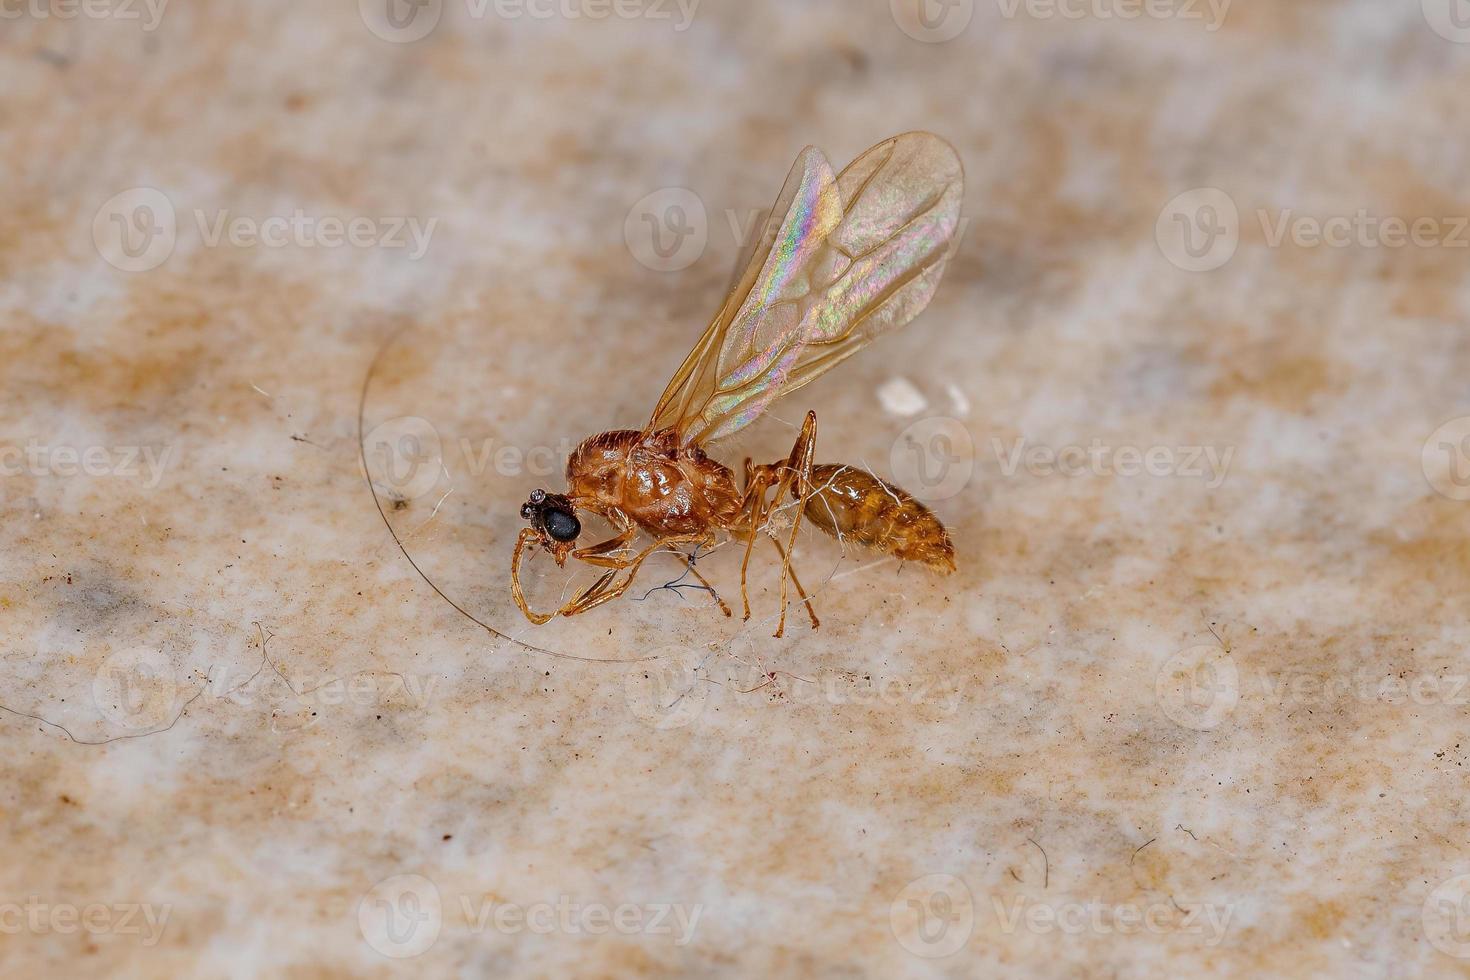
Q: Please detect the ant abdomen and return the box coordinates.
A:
[801,464,956,572]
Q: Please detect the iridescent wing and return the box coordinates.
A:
[646,131,964,445]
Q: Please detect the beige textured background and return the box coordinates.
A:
[4,0,1470,976]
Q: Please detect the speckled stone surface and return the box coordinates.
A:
[3,1,1470,976]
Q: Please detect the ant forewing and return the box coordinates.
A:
[514,132,964,637]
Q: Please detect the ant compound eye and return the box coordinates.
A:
[529,488,546,504]
[520,502,535,520]
[544,508,580,543]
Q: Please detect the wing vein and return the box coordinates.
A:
[643,132,963,446]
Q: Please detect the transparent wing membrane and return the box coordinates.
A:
[647,132,964,445]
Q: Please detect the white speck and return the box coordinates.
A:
[877,377,927,417]
[251,383,272,398]
[946,383,971,418]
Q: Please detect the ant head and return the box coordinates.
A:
[520,488,581,565]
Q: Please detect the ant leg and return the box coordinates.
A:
[768,534,819,631]
[559,533,708,616]
[765,411,818,638]
[517,520,723,623]
[513,508,634,624]
[735,467,777,621]
[511,527,559,625]
[571,508,638,567]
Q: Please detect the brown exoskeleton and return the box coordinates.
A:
[513,132,964,636]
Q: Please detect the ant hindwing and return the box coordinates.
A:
[513,132,964,637]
